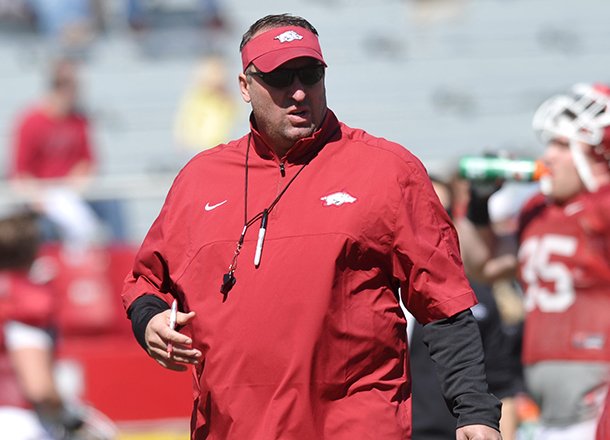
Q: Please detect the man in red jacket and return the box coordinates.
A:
[123,13,502,440]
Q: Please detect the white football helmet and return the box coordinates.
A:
[532,83,610,192]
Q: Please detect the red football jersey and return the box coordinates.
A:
[518,186,610,364]
[0,270,56,334]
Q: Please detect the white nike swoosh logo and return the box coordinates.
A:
[204,200,227,211]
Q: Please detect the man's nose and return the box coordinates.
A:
[287,77,308,101]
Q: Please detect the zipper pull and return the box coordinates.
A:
[279,162,286,177]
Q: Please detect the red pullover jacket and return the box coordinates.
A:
[122,110,477,439]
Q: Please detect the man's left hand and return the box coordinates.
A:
[456,424,502,440]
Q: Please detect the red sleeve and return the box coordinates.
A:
[121,205,176,312]
[392,160,476,324]
[11,111,37,177]
[77,115,95,165]
[121,171,188,313]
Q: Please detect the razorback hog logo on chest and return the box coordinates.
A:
[320,192,357,207]
[275,30,303,43]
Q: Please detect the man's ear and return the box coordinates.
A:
[238,73,251,103]
[590,153,610,186]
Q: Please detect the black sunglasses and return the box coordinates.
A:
[247,65,325,89]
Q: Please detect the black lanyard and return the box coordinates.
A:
[220,133,310,299]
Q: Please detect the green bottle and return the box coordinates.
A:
[458,156,548,181]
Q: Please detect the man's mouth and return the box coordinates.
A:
[289,107,309,116]
[287,109,311,123]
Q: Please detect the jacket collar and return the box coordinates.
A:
[249,109,340,164]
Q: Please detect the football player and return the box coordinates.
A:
[0,210,101,439]
[517,83,610,439]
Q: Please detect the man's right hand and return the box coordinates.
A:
[144,309,200,371]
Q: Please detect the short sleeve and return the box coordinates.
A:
[392,161,476,324]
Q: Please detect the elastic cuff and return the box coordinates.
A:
[127,295,170,351]
[454,392,503,431]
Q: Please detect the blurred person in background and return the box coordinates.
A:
[124,0,229,58]
[25,0,104,56]
[123,12,502,440]
[485,181,543,437]
[457,172,540,429]
[126,0,226,32]
[454,84,610,439]
[9,56,127,246]
[0,0,36,31]
[488,83,610,440]
[173,54,238,153]
[409,175,521,440]
[11,57,93,184]
[0,208,85,439]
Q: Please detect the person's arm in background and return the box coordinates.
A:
[4,322,59,409]
[455,180,518,284]
[498,398,517,440]
[4,321,84,435]
[11,109,37,181]
[455,215,518,283]
[9,112,44,203]
[67,114,96,183]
